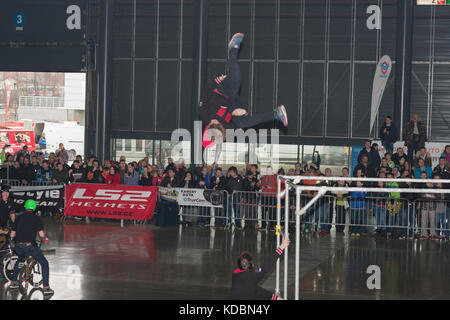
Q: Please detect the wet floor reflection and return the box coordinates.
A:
[295,237,450,299]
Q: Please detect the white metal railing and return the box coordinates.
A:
[276,175,450,301]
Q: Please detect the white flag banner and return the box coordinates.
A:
[370,55,392,134]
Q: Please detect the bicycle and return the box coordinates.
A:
[1,237,17,282]
[5,240,55,295]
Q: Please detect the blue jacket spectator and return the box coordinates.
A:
[415,159,432,179]
[350,191,367,209]
[123,164,139,185]
[36,161,53,182]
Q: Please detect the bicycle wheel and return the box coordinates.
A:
[3,255,18,282]
[18,260,43,295]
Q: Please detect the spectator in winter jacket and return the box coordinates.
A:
[181,171,197,188]
[86,160,107,184]
[55,143,69,164]
[353,155,376,177]
[138,166,152,186]
[117,160,127,184]
[357,140,380,169]
[418,172,438,240]
[414,158,432,179]
[31,156,40,173]
[152,167,165,187]
[441,145,450,164]
[379,116,398,155]
[18,157,36,185]
[14,145,30,161]
[403,114,427,164]
[68,160,85,183]
[52,162,69,184]
[36,160,53,183]
[392,147,408,166]
[160,168,181,188]
[106,167,121,185]
[123,164,139,186]
[433,157,450,180]
[226,167,244,228]
[349,182,367,236]
[331,180,349,233]
[211,168,226,190]
[371,143,382,170]
[413,147,432,168]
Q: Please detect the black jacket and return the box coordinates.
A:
[139,175,153,186]
[379,123,398,144]
[353,163,376,178]
[357,148,381,169]
[210,175,226,190]
[161,175,182,188]
[392,152,408,165]
[225,175,244,194]
[69,167,86,183]
[229,248,284,300]
[18,164,36,183]
[199,78,236,131]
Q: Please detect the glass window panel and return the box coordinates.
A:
[135,0,156,58]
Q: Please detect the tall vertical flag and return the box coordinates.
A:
[370,55,392,134]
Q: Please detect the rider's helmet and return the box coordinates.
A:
[24,199,37,211]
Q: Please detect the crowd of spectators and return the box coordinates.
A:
[1,113,448,239]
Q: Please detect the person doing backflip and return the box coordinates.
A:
[199,33,288,150]
[229,235,290,300]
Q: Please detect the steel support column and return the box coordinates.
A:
[191,0,208,168]
[96,0,114,162]
[394,0,414,139]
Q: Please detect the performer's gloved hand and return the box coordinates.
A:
[42,237,50,243]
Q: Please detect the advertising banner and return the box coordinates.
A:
[176,188,224,208]
[370,55,392,134]
[64,184,157,220]
[11,184,64,213]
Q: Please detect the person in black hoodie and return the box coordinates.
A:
[379,116,398,155]
[138,166,153,186]
[18,156,36,185]
[225,167,244,228]
[69,160,85,183]
[199,33,288,151]
[230,235,290,300]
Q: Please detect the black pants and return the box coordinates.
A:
[221,48,275,129]
[335,205,346,233]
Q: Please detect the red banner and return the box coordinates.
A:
[64,184,157,220]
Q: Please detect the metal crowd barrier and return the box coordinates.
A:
[277,175,450,301]
[0,179,22,186]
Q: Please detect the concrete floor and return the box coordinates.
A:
[1,218,450,300]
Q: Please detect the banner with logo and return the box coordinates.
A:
[64,184,157,220]
[373,140,447,168]
[176,188,224,208]
[158,187,179,202]
[370,55,392,134]
[10,185,65,213]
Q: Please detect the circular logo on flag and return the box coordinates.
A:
[380,61,389,75]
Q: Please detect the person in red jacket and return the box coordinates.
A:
[106,167,121,185]
[259,167,278,231]
[152,166,165,187]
